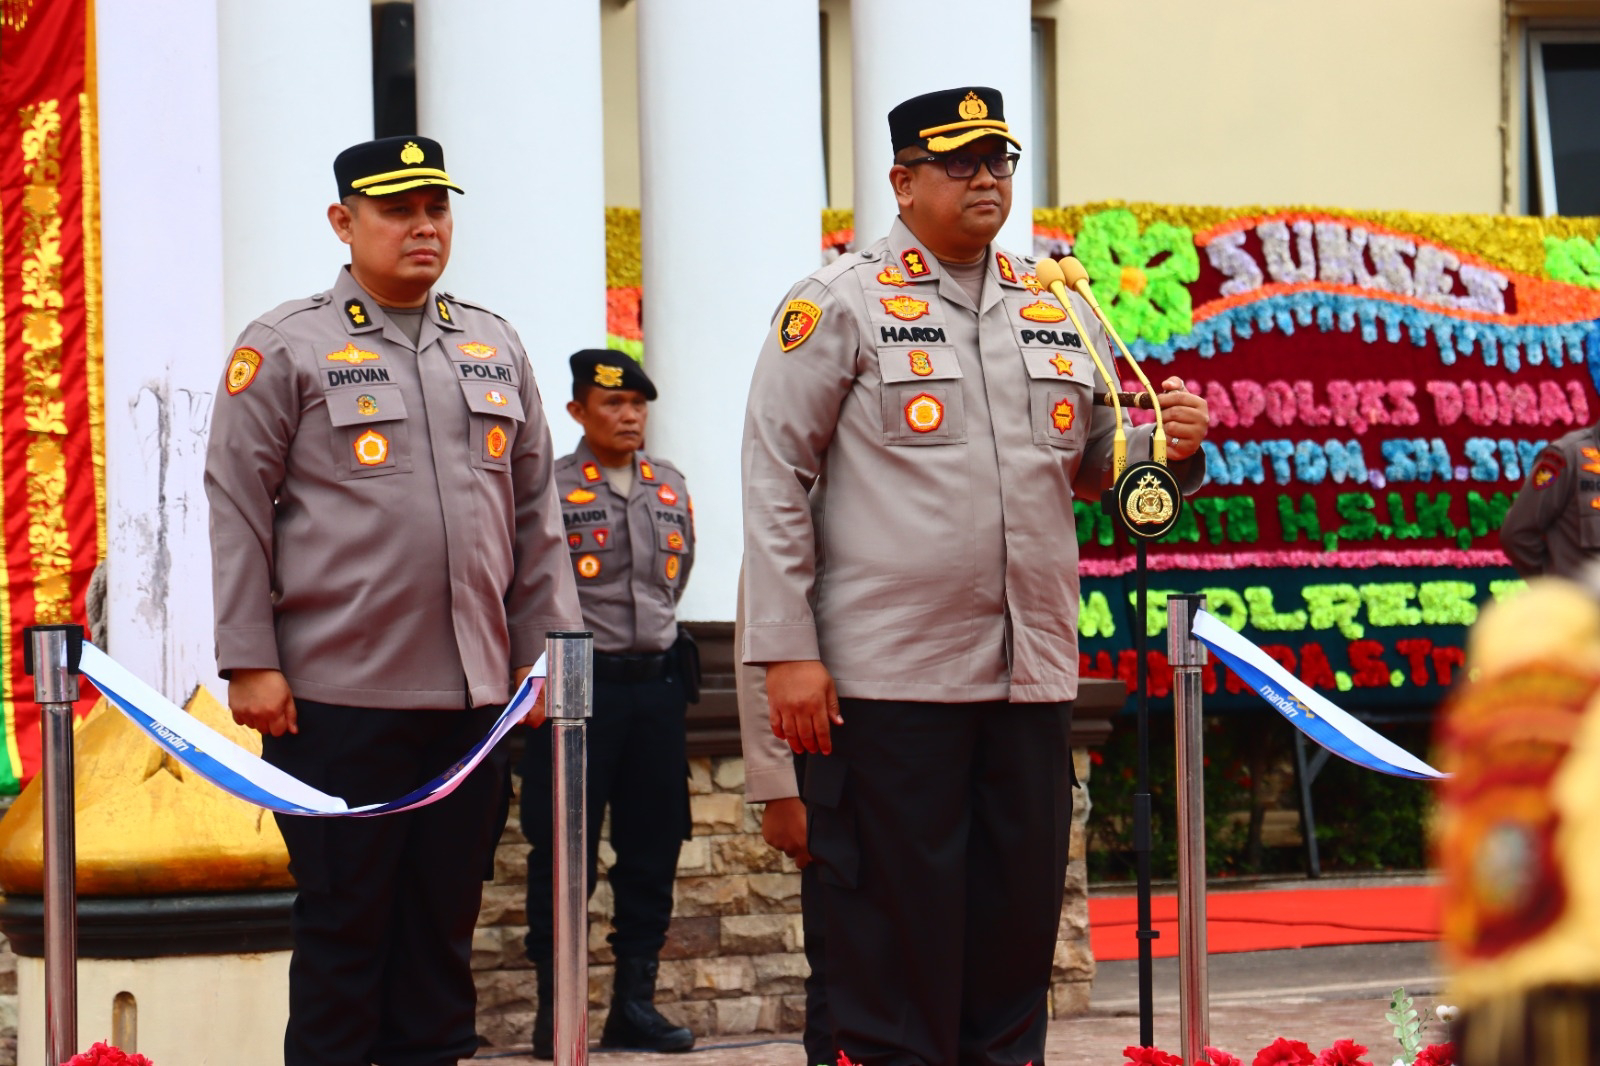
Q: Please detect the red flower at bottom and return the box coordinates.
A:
[1123,1047,1183,1066]
[62,1043,154,1066]
[1253,1038,1315,1066]
[1313,1039,1372,1066]
[1203,1049,1244,1066]
[1413,1043,1456,1066]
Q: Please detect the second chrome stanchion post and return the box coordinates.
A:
[1167,595,1209,1063]
[546,631,594,1066]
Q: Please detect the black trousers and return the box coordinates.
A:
[263,700,511,1066]
[521,671,690,962]
[795,753,833,1066]
[806,699,1075,1066]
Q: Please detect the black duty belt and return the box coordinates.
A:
[592,650,673,684]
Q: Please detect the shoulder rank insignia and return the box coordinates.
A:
[904,393,944,433]
[996,253,1018,284]
[881,295,930,322]
[458,341,496,360]
[901,248,930,278]
[595,364,625,387]
[568,532,582,549]
[665,555,680,581]
[582,462,602,482]
[1019,300,1067,323]
[566,488,597,504]
[1049,353,1074,376]
[344,300,369,327]
[435,297,453,323]
[327,342,381,365]
[353,429,389,466]
[226,347,262,395]
[657,484,679,506]
[876,264,909,287]
[779,299,822,352]
[639,461,655,481]
[1020,273,1043,295]
[667,531,685,552]
[1051,398,1076,434]
[577,554,602,579]
[485,425,508,459]
[594,528,609,547]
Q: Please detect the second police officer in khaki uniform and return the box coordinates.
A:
[521,350,696,1058]
[1501,419,1600,580]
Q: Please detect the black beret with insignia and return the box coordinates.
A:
[335,135,464,199]
[570,348,657,401]
[888,86,1021,154]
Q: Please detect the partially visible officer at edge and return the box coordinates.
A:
[205,135,582,1066]
[741,86,1209,1065]
[521,350,697,1059]
[1501,418,1600,580]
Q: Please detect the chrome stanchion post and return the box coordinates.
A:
[546,631,593,1066]
[1166,595,1209,1062]
[25,624,84,1066]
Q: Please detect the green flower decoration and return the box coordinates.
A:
[1544,234,1600,290]
[1073,209,1200,345]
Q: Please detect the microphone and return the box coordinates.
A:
[1058,256,1168,465]
[1035,257,1127,481]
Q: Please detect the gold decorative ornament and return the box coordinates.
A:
[958,91,988,121]
[400,141,425,165]
[1125,472,1175,527]
[594,364,624,388]
[1,0,34,31]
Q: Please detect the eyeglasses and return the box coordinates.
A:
[901,151,1020,180]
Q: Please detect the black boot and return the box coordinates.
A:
[531,960,553,1060]
[599,956,695,1053]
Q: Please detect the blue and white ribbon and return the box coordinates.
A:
[78,643,546,816]
[1190,610,1446,780]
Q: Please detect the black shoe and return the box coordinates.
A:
[531,960,553,1060]
[598,956,695,1053]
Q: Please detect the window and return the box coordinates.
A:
[1527,30,1600,215]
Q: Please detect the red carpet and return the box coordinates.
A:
[1089,882,1440,960]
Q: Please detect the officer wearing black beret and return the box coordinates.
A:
[521,349,697,1058]
[206,134,582,1066]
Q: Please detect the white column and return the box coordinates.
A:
[97,1,226,699]
[218,1,372,344]
[413,0,608,454]
[851,0,1034,254]
[639,0,824,624]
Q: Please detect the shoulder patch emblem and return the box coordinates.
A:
[667,531,685,552]
[665,555,680,581]
[595,364,625,387]
[353,429,389,466]
[1051,398,1076,434]
[639,461,655,481]
[459,341,496,360]
[594,528,609,547]
[344,300,369,327]
[901,249,930,278]
[904,393,944,433]
[1049,353,1074,376]
[1535,452,1569,487]
[657,484,679,506]
[779,299,823,352]
[577,554,602,579]
[568,532,582,549]
[485,425,508,459]
[226,347,262,395]
[909,350,933,377]
[1019,300,1067,323]
[876,264,909,287]
[566,488,598,504]
[996,253,1017,283]
[327,342,381,365]
[582,462,601,483]
[435,297,453,323]
[881,295,930,321]
[1020,273,1043,295]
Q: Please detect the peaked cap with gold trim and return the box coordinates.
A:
[335,135,464,199]
[889,86,1021,154]
[570,348,657,401]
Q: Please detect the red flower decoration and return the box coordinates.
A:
[1413,1043,1456,1066]
[61,1044,154,1066]
[1123,1047,1184,1066]
[1203,1049,1244,1066]
[1312,1039,1372,1066]
[1253,1038,1315,1066]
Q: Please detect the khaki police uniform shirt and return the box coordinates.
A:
[741,218,1205,705]
[557,440,694,655]
[1500,423,1600,580]
[206,267,583,710]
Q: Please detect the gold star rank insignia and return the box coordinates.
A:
[435,297,452,322]
[1049,354,1074,376]
[226,347,262,395]
[901,248,930,277]
[996,253,1017,283]
[640,461,655,481]
[345,301,368,327]
[582,462,602,482]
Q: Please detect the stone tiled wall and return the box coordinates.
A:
[471,750,1095,1050]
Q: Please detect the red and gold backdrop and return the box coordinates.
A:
[0,0,105,791]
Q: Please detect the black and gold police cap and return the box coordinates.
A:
[334,135,464,199]
[570,349,657,401]
[889,86,1022,154]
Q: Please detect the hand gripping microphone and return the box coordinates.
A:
[1034,257,1127,482]
[1058,256,1168,465]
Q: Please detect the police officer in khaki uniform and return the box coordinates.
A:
[205,136,582,1066]
[521,350,696,1058]
[741,87,1211,1065]
[1501,421,1600,579]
